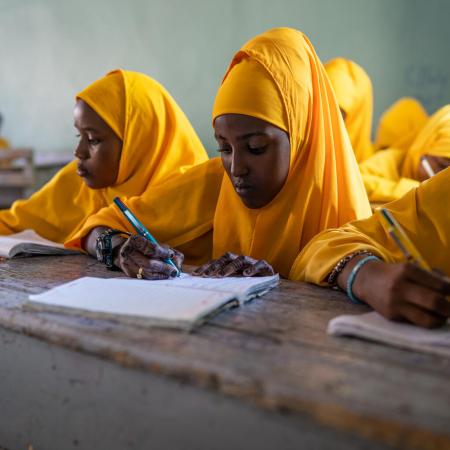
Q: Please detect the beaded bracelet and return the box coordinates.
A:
[327,250,374,286]
[346,255,380,304]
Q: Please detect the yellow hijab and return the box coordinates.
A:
[374,97,428,151]
[0,70,208,242]
[401,104,450,179]
[67,29,371,276]
[0,137,9,149]
[297,167,450,284]
[212,28,371,279]
[66,157,225,265]
[324,58,374,162]
[359,104,450,203]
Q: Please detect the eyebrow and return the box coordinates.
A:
[214,131,267,141]
[73,125,102,133]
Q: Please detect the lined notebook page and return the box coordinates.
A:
[328,312,450,357]
[145,273,280,304]
[28,277,235,329]
[0,229,76,257]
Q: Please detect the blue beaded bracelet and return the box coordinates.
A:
[346,255,380,304]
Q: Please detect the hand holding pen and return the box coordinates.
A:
[338,209,450,328]
[353,208,450,328]
[113,197,183,280]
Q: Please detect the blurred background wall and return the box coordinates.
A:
[1,0,449,155]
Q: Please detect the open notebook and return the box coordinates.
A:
[328,312,450,357]
[27,273,280,331]
[0,229,79,258]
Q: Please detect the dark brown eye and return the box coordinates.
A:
[247,145,267,155]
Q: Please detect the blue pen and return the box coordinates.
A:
[113,197,180,277]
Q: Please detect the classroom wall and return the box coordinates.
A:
[1,0,449,155]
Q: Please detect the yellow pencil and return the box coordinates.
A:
[379,208,431,271]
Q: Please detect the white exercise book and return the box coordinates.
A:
[0,229,79,258]
[27,274,280,331]
[328,312,450,357]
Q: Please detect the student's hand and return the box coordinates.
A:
[417,155,450,181]
[115,235,183,280]
[348,260,450,328]
[192,252,275,277]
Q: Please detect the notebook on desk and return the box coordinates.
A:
[328,312,450,357]
[0,229,79,258]
[27,274,280,331]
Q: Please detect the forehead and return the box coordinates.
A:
[214,114,276,140]
[73,99,109,131]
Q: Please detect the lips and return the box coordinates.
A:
[234,183,253,195]
[77,164,89,178]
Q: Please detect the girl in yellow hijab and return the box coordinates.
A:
[360,104,450,203]
[0,70,208,243]
[67,28,371,280]
[324,58,374,163]
[296,167,450,328]
[374,97,429,151]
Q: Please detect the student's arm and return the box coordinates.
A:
[336,256,450,328]
[83,227,183,280]
[192,252,275,277]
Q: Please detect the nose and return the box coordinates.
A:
[230,151,249,178]
[74,137,89,160]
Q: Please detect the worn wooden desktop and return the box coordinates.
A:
[0,255,449,450]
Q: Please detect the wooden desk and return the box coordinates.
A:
[0,255,449,450]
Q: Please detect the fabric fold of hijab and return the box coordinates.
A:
[401,104,450,179]
[374,97,429,151]
[325,58,374,162]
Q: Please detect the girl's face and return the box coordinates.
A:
[73,99,122,189]
[214,114,290,209]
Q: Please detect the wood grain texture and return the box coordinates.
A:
[1,255,449,450]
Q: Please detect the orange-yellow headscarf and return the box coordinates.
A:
[212,28,372,279]
[374,97,428,151]
[324,58,374,162]
[297,167,450,284]
[66,157,225,265]
[401,104,450,179]
[0,137,9,149]
[0,69,208,243]
[359,104,450,203]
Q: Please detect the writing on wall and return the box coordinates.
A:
[404,65,450,113]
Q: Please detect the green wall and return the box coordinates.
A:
[1,0,449,155]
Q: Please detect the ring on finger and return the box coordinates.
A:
[136,267,144,279]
